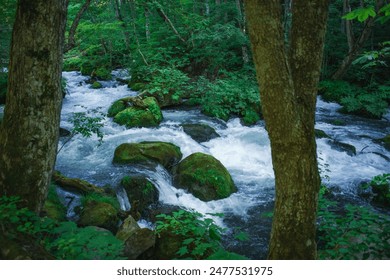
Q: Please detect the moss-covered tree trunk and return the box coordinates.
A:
[0,0,68,213]
[244,0,329,259]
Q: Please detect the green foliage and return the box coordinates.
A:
[91,81,102,89]
[190,71,261,123]
[342,6,376,22]
[155,210,246,260]
[46,222,124,260]
[317,186,390,260]
[69,107,105,143]
[0,196,125,260]
[361,173,390,206]
[319,80,390,118]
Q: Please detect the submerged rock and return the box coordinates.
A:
[52,171,107,195]
[181,123,220,143]
[315,129,330,139]
[173,152,237,201]
[327,140,356,156]
[113,141,182,169]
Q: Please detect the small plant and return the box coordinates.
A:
[360,173,390,206]
[80,192,120,211]
[317,186,390,259]
[58,107,105,154]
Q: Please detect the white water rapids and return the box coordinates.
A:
[53,71,389,258]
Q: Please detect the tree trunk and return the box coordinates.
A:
[0,0,68,213]
[65,0,91,53]
[245,0,329,259]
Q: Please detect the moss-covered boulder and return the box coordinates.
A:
[121,176,159,218]
[173,152,237,201]
[113,97,163,128]
[181,123,220,143]
[139,90,182,108]
[52,171,107,195]
[377,134,390,151]
[113,141,182,169]
[108,100,127,117]
[78,200,119,233]
[91,81,103,89]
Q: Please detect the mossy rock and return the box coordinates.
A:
[52,171,107,195]
[315,129,330,139]
[91,81,103,89]
[0,72,7,105]
[121,176,159,218]
[78,200,119,233]
[113,141,182,169]
[139,90,182,108]
[108,100,127,117]
[181,123,220,143]
[80,61,94,76]
[113,97,163,128]
[128,82,146,91]
[173,152,237,201]
[378,135,390,151]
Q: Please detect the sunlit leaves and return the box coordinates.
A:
[342,6,376,22]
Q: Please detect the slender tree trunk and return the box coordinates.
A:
[145,7,151,41]
[0,0,69,213]
[332,0,384,80]
[65,0,91,52]
[154,1,186,43]
[245,0,329,259]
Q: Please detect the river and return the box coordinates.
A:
[54,70,389,259]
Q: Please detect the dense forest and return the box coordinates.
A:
[0,0,389,260]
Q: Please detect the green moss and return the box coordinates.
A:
[78,200,119,233]
[113,142,182,169]
[128,82,145,91]
[315,129,330,139]
[80,61,94,76]
[94,67,111,81]
[91,81,102,89]
[81,192,120,211]
[107,100,126,117]
[113,97,162,128]
[174,152,237,201]
[242,108,260,126]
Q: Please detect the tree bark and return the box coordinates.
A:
[0,0,69,213]
[245,0,329,259]
[65,0,91,53]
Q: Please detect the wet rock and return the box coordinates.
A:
[173,152,237,201]
[78,200,119,233]
[315,129,330,139]
[113,141,182,169]
[59,127,71,137]
[123,228,155,259]
[121,176,159,218]
[116,215,140,241]
[327,140,356,156]
[52,171,107,195]
[181,123,220,143]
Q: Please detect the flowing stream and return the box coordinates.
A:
[54,71,390,259]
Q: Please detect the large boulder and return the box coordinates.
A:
[181,123,220,143]
[111,97,163,128]
[78,200,119,233]
[113,141,182,169]
[173,152,237,201]
[327,140,356,156]
[121,176,159,218]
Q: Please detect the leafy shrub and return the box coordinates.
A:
[46,222,124,260]
[0,196,125,260]
[319,80,390,118]
[190,72,261,123]
[155,210,247,260]
[360,173,390,207]
[317,186,390,259]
